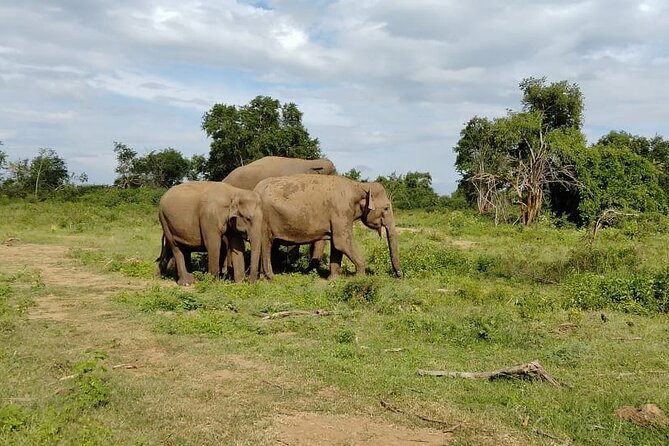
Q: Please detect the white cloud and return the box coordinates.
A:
[0,0,667,193]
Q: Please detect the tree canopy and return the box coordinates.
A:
[113,142,201,189]
[201,95,321,180]
[454,77,585,224]
[0,148,80,198]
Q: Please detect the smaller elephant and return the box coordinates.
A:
[157,181,263,285]
[254,174,402,279]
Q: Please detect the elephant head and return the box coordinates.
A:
[360,182,402,278]
[308,158,336,175]
[229,190,263,282]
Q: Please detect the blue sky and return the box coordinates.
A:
[1,0,668,194]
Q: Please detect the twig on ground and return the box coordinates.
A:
[112,363,138,369]
[613,337,642,341]
[383,348,404,353]
[59,374,76,381]
[380,399,461,432]
[417,360,560,387]
[532,427,571,445]
[261,309,333,320]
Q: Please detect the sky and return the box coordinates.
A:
[1,0,668,194]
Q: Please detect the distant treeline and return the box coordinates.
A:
[2,81,668,227]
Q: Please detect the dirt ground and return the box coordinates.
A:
[1,242,453,445]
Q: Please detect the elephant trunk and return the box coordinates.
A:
[248,222,262,283]
[384,217,402,278]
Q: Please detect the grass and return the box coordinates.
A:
[0,191,668,445]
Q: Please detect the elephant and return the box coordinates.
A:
[223,156,337,270]
[254,174,402,279]
[223,156,336,190]
[156,181,263,285]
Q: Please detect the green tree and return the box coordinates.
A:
[202,96,321,180]
[28,148,70,197]
[0,144,6,182]
[576,144,666,223]
[0,148,70,197]
[343,168,363,181]
[376,171,440,210]
[454,77,585,224]
[596,131,669,201]
[132,148,191,188]
[187,154,208,181]
[113,142,139,188]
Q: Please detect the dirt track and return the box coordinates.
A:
[0,242,452,445]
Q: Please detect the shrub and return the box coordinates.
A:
[329,277,380,305]
[564,268,669,314]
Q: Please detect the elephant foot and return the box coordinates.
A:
[177,273,196,286]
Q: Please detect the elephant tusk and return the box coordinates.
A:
[377,227,383,238]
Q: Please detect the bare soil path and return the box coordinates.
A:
[1,242,452,445]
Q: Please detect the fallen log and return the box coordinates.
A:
[417,360,560,387]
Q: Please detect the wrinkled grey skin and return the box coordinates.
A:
[254,174,402,279]
[157,182,262,285]
[223,156,337,270]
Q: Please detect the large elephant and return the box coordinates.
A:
[157,181,262,285]
[254,174,402,279]
[223,156,337,270]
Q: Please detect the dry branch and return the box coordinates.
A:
[261,309,333,320]
[380,399,461,432]
[532,427,571,445]
[112,363,138,369]
[417,360,560,387]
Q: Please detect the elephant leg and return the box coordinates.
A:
[329,245,343,279]
[309,240,326,269]
[171,243,195,286]
[203,232,222,280]
[331,229,366,276]
[228,232,246,283]
[262,235,275,280]
[183,249,192,273]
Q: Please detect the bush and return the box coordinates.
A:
[564,268,669,314]
[329,277,380,305]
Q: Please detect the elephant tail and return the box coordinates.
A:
[156,234,166,262]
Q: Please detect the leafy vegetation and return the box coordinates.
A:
[1,190,667,444]
[201,95,322,180]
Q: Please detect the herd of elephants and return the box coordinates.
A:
[156,156,403,285]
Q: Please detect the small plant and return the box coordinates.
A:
[330,277,380,304]
[333,326,356,344]
[0,405,28,433]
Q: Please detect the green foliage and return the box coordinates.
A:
[576,144,667,224]
[453,77,586,224]
[329,277,380,304]
[375,171,441,209]
[520,77,584,130]
[342,168,363,181]
[113,142,199,188]
[201,95,321,180]
[0,148,74,198]
[0,405,28,433]
[564,269,669,314]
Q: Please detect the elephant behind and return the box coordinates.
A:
[223,156,336,190]
[254,174,402,279]
[157,181,262,285]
